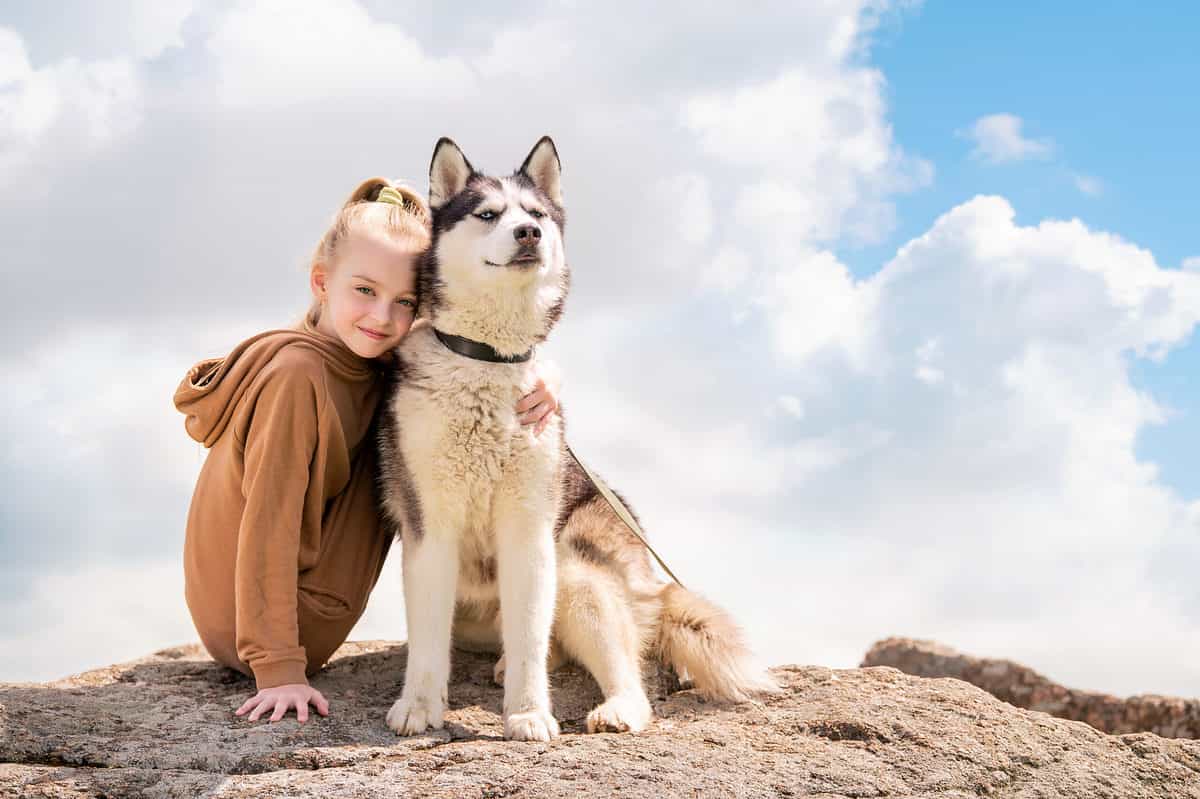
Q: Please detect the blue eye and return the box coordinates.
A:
[397,298,416,308]
[356,286,374,295]
[528,209,545,219]
[475,210,498,221]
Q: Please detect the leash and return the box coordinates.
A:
[564,444,686,589]
[428,328,682,587]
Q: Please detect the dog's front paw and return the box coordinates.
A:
[504,708,559,741]
[586,692,652,734]
[386,693,445,736]
[492,654,506,687]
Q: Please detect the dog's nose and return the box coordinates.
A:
[514,224,541,245]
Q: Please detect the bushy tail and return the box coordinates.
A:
[655,582,781,702]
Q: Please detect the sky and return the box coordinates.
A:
[1,0,1198,700]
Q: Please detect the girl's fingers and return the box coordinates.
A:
[516,388,545,414]
[248,697,270,722]
[269,700,289,723]
[312,690,330,716]
[235,696,257,716]
[520,400,551,426]
[297,701,309,724]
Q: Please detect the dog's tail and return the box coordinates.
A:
[653,582,781,702]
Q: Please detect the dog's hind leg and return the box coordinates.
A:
[555,560,653,733]
[386,529,459,736]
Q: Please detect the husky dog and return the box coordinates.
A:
[378,137,777,742]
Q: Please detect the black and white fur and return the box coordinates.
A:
[379,137,777,742]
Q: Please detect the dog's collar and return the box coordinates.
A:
[433,328,533,363]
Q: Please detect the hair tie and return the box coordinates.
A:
[376,185,410,208]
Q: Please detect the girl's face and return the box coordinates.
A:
[311,229,420,359]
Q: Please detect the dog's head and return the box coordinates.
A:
[419,137,568,356]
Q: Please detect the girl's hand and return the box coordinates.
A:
[234,683,330,724]
[516,361,562,437]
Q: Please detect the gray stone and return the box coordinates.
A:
[863,636,1200,739]
[2,640,1199,797]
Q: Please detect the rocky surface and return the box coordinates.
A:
[863,637,1200,739]
[2,640,1199,798]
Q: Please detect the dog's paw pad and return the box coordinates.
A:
[586,693,652,734]
[386,695,445,736]
[505,709,559,741]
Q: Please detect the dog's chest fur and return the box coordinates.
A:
[382,321,561,599]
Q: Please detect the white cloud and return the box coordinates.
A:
[0,27,142,178]
[777,395,806,420]
[205,0,475,108]
[684,65,931,245]
[963,113,1054,163]
[473,20,573,78]
[1182,256,1200,272]
[0,559,193,681]
[108,0,195,60]
[702,247,752,294]
[757,247,878,369]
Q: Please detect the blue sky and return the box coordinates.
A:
[841,1,1200,499]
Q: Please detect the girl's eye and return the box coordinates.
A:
[356,286,374,296]
[528,209,545,219]
[397,298,416,308]
[475,210,498,221]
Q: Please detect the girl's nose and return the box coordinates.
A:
[370,298,391,322]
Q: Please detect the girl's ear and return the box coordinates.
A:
[429,137,474,209]
[310,264,329,298]
[519,136,562,207]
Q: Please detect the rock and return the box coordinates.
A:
[862,636,1200,739]
[0,640,1197,797]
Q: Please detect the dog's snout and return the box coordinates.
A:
[514,224,541,245]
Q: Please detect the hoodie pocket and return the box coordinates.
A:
[297,584,354,621]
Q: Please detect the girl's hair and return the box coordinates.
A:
[300,177,431,329]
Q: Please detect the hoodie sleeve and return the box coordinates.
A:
[233,362,325,689]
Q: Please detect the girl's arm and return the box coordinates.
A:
[231,363,338,722]
[234,364,320,690]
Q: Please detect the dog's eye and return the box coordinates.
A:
[475,210,498,221]
[528,209,545,219]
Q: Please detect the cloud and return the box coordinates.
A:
[205,0,474,108]
[0,559,193,680]
[0,27,142,178]
[0,325,225,599]
[0,0,194,63]
[962,113,1054,163]
[1182,257,1200,272]
[683,65,932,246]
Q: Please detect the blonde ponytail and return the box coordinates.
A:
[300,177,432,329]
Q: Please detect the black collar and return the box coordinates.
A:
[434,328,533,363]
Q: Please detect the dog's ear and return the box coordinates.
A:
[429,137,474,209]
[519,136,562,207]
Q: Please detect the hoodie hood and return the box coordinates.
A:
[174,317,390,447]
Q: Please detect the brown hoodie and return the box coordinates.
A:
[175,318,395,689]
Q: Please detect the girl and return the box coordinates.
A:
[174,178,560,724]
